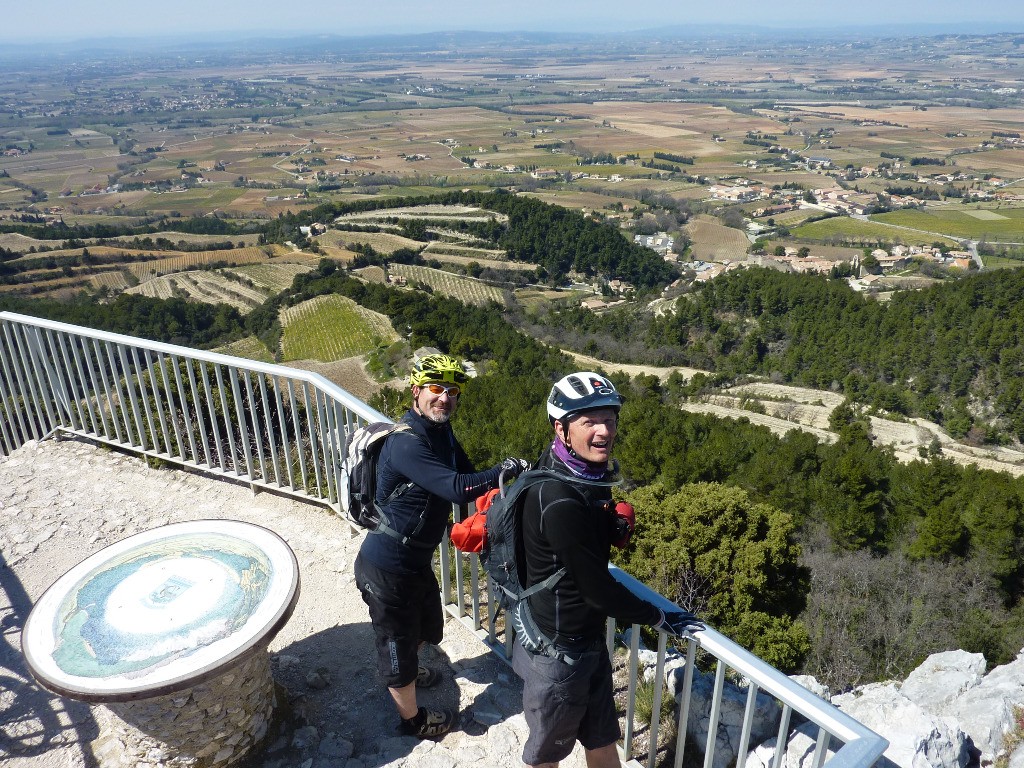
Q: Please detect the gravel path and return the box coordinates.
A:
[0,438,591,768]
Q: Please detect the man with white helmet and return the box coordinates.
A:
[513,371,703,768]
[354,353,529,739]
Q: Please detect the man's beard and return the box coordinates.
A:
[424,410,452,424]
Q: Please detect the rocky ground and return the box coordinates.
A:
[0,438,593,768]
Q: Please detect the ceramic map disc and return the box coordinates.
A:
[22,519,299,702]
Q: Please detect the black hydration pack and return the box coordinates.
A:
[480,468,587,662]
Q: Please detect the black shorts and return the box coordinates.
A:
[354,552,444,688]
[512,641,620,765]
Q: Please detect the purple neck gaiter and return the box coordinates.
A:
[551,438,607,481]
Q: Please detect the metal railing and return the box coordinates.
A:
[0,311,386,505]
[0,311,888,768]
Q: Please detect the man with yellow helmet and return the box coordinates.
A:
[354,353,528,738]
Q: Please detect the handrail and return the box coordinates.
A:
[607,566,888,768]
[0,310,889,768]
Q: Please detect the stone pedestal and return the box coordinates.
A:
[22,520,299,768]
[91,651,277,768]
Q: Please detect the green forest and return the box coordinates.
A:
[5,198,1024,690]
[529,267,1024,444]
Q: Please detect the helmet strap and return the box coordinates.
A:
[559,421,580,459]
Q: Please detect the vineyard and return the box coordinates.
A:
[10,244,168,262]
[89,270,131,292]
[125,270,269,312]
[226,262,314,293]
[685,214,753,262]
[352,265,387,283]
[390,263,507,305]
[279,294,399,362]
[334,204,508,225]
[421,242,537,271]
[126,245,299,282]
[104,232,265,248]
[213,335,276,363]
[315,230,423,254]
[422,242,506,259]
[0,232,44,253]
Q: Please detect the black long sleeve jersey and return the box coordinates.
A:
[521,447,660,646]
[361,408,502,574]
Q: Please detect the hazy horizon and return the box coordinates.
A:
[3,0,1023,44]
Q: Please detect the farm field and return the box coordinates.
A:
[132,186,250,214]
[685,214,751,262]
[683,384,1024,476]
[4,32,1024,488]
[213,335,276,363]
[315,230,423,255]
[226,262,315,294]
[764,208,819,227]
[284,356,384,404]
[980,254,1024,269]
[104,232,265,249]
[870,206,1024,242]
[352,265,387,283]
[390,263,507,305]
[279,294,399,362]
[791,216,960,247]
[422,248,537,272]
[0,241,313,301]
[125,246,310,282]
[523,189,650,213]
[334,205,508,225]
[421,241,506,260]
[89,270,131,292]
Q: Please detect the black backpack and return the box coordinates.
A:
[339,421,433,549]
[480,468,585,659]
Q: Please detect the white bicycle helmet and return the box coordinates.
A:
[546,371,624,424]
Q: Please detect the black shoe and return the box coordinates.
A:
[416,665,441,688]
[401,706,454,738]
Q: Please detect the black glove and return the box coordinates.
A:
[655,607,704,636]
[500,457,530,478]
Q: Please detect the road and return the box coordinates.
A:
[850,213,984,267]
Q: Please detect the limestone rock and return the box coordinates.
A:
[942,650,1024,762]
[900,650,986,711]
[831,682,971,768]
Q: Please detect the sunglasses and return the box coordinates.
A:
[423,383,461,397]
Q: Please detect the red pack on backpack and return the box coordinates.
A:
[450,487,499,553]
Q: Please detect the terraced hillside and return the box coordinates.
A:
[125,270,269,312]
[391,263,506,305]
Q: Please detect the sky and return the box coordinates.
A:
[2,0,1023,43]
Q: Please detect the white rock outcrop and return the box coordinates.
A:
[940,650,1024,762]
[832,682,972,768]
[742,648,1024,768]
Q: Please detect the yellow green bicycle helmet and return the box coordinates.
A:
[410,354,469,386]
